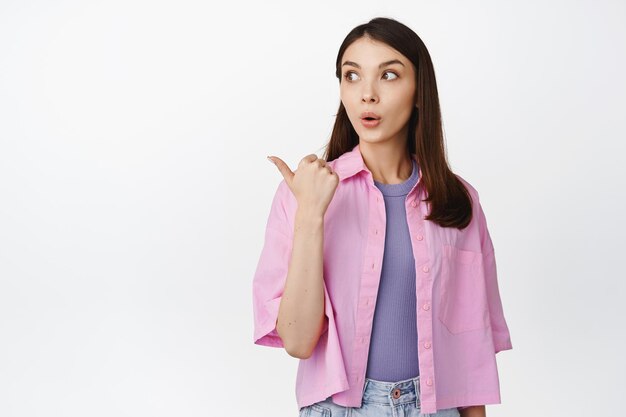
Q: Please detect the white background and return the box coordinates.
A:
[1,1,625,416]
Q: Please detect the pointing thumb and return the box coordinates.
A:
[267,156,294,188]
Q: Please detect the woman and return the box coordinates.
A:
[253,17,513,417]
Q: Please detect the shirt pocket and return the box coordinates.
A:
[438,244,490,334]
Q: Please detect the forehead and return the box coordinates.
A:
[342,37,407,67]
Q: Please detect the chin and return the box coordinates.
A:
[358,135,388,144]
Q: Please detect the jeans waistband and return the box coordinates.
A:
[361,375,421,407]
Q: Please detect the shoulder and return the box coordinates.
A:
[452,173,489,229]
[450,173,495,252]
[268,179,298,228]
[274,178,297,206]
[453,172,481,203]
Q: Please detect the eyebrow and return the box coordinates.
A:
[341,59,405,69]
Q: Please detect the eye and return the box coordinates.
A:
[343,71,358,81]
[343,70,399,82]
[383,71,398,80]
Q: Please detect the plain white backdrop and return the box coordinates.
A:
[1,0,625,416]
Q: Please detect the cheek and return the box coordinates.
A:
[390,90,416,115]
[340,87,354,102]
[340,91,357,114]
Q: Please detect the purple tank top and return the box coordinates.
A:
[365,158,420,381]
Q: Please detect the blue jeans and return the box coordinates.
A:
[298,375,460,417]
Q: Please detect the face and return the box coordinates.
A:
[339,36,417,146]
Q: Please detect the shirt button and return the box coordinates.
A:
[375,229,378,235]
[426,378,433,386]
[411,201,417,207]
[424,341,431,349]
[422,303,430,311]
[422,265,429,273]
[416,235,423,241]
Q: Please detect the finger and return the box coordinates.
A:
[268,156,294,187]
[300,154,319,166]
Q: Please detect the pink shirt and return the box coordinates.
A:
[252,143,513,414]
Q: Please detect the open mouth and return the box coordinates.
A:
[361,117,381,128]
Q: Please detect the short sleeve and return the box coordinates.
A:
[252,180,329,348]
[476,197,513,354]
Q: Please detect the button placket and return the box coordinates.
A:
[401,183,437,410]
[372,188,435,405]
[351,187,387,393]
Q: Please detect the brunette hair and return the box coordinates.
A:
[322,17,473,230]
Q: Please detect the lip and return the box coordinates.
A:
[360,118,381,128]
[360,111,381,120]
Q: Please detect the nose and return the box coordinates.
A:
[362,94,378,103]
[361,82,378,104]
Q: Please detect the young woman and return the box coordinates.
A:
[253,17,513,417]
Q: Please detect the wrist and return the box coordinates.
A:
[294,208,325,232]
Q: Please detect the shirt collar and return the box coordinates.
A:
[332,143,421,182]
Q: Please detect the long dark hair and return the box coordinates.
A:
[322,17,472,230]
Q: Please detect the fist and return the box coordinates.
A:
[268,154,339,216]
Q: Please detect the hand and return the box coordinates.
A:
[268,154,339,216]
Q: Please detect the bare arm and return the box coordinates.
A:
[276,207,326,359]
[267,153,338,359]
